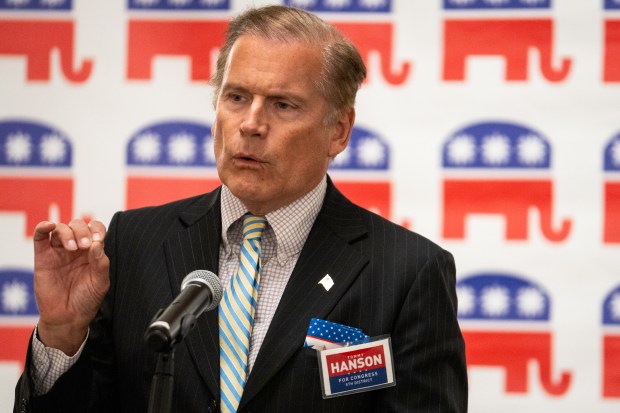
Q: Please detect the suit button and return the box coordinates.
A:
[207,399,217,413]
[19,398,27,413]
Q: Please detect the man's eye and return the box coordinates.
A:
[276,102,291,110]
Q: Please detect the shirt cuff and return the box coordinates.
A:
[30,325,88,396]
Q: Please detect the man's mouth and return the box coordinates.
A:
[237,154,256,160]
[233,153,264,165]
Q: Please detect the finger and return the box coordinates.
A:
[50,223,79,251]
[33,221,56,254]
[33,221,56,242]
[68,219,93,249]
[87,220,107,243]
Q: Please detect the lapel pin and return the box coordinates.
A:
[318,274,334,291]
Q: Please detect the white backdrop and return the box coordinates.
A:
[1,0,619,411]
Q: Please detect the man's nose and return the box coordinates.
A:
[240,99,268,137]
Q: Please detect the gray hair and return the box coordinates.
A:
[211,5,367,125]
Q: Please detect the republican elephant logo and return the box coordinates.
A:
[126,20,227,82]
[329,126,393,222]
[442,121,571,242]
[0,268,38,369]
[603,133,620,243]
[125,0,230,82]
[0,120,73,237]
[457,272,572,396]
[125,120,221,209]
[284,0,409,85]
[442,18,571,82]
[0,20,93,82]
[603,284,620,398]
[332,22,411,85]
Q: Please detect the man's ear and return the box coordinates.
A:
[328,109,355,158]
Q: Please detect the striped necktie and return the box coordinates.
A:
[219,214,267,413]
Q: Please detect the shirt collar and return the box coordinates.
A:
[220,176,327,262]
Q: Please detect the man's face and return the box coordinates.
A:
[212,35,353,215]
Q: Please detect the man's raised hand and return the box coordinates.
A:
[33,219,110,356]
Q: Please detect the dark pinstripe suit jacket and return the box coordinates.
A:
[15,179,467,413]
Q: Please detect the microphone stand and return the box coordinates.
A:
[147,349,175,413]
[146,313,199,413]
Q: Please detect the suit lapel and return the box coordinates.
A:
[240,181,369,406]
[162,189,222,399]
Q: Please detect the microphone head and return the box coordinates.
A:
[181,270,223,312]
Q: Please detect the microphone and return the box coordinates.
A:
[145,270,223,352]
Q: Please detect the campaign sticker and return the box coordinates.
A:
[318,337,395,398]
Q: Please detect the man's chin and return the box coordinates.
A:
[226,180,265,203]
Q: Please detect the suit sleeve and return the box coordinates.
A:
[13,339,96,413]
[378,248,468,413]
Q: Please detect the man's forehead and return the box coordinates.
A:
[228,34,322,59]
[222,35,324,90]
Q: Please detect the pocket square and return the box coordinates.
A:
[304,318,369,350]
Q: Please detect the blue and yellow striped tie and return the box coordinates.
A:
[219,214,267,413]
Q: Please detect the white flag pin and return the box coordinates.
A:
[318,274,334,291]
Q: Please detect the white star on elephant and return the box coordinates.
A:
[481,133,511,166]
[516,286,546,318]
[5,132,32,164]
[168,132,197,164]
[447,134,476,165]
[480,285,510,317]
[2,280,29,314]
[133,132,162,164]
[517,134,546,166]
[40,134,67,164]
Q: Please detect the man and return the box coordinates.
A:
[15,5,467,413]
